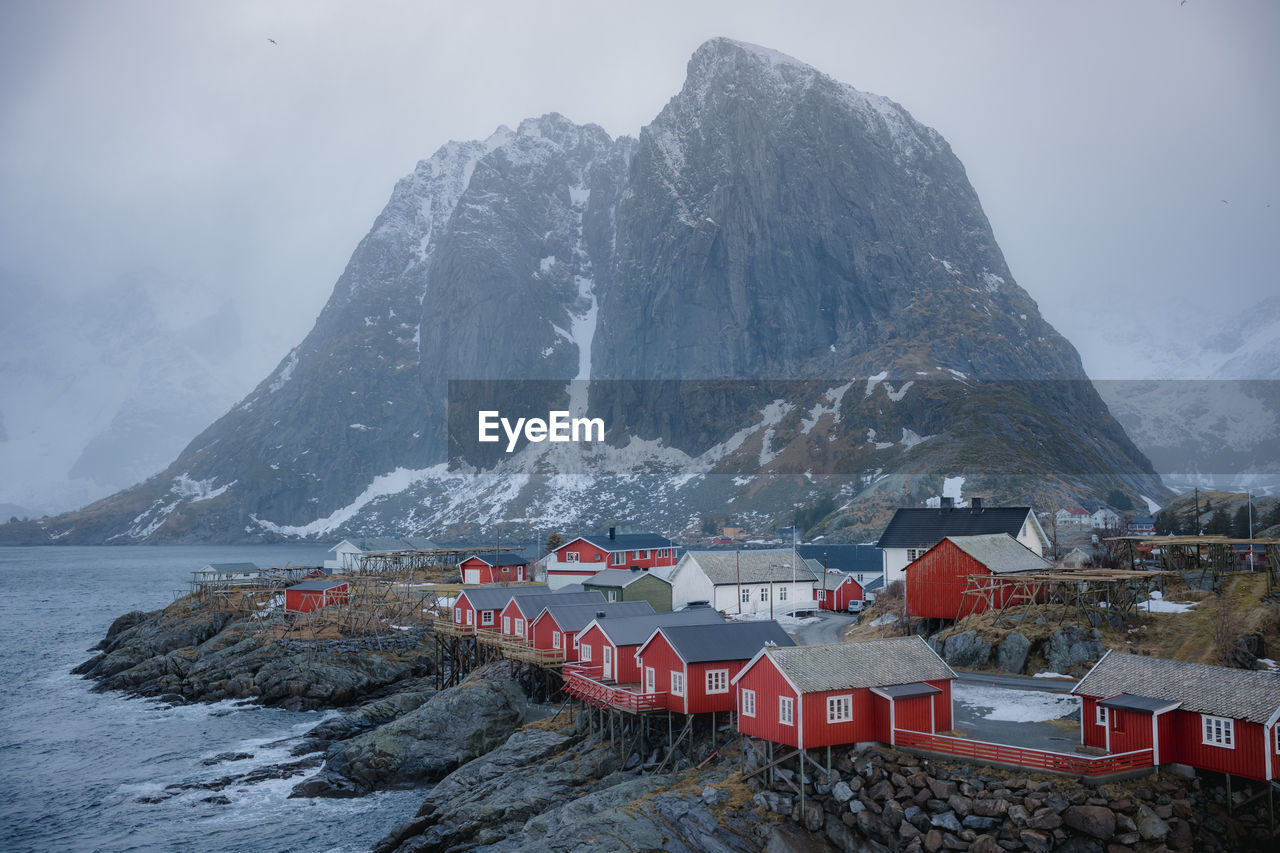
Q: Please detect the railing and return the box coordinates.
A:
[503,644,566,666]
[432,619,475,637]
[475,628,509,645]
[563,664,667,713]
[893,730,1154,777]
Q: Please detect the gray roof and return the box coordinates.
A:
[287,579,347,591]
[1098,693,1179,713]
[464,551,529,566]
[877,507,1034,549]
[795,544,882,574]
[573,532,675,552]
[1075,651,1280,724]
[944,534,1053,574]
[584,568,672,589]
[590,607,726,647]
[762,638,956,693]
[197,562,261,573]
[874,682,942,699]
[655,621,796,664]
[680,550,818,585]
[536,601,655,632]
[457,585,549,611]
[508,590,605,618]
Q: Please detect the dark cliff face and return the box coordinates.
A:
[8,38,1164,545]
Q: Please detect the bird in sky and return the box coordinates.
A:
[267,38,278,45]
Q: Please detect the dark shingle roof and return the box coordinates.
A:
[288,580,347,591]
[590,608,726,647]
[572,532,676,552]
[508,591,606,618]
[873,682,943,699]
[536,601,655,632]
[1098,693,1179,713]
[876,507,1034,549]
[583,568,672,589]
[795,544,881,574]
[1074,651,1280,724]
[678,550,817,585]
[655,621,796,664]
[944,534,1053,574]
[457,585,549,611]
[465,551,529,566]
[762,638,955,693]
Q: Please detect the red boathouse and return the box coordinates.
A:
[905,533,1052,620]
[459,552,529,585]
[285,580,349,613]
[732,637,956,750]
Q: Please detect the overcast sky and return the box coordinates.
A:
[2,0,1277,383]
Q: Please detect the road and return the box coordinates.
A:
[788,610,858,645]
[953,669,1077,693]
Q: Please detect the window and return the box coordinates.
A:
[610,551,624,566]
[515,618,524,637]
[706,669,729,694]
[565,551,580,563]
[572,635,579,649]
[827,695,852,723]
[552,631,561,649]
[1275,725,1280,755]
[1096,705,1108,727]
[454,607,463,623]
[594,553,603,561]
[503,616,511,634]
[1202,715,1235,748]
[639,550,650,560]
[779,587,788,601]
[741,588,750,603]
[481,610,494,626]
[466,610,473,625]
[741,688,757,717]
[608,590,618,602]
[907,548,922,562]
[645,667,655,693]
[671,671,685,697]
[581,643,592,662]
[779,696,794,726]
[760,588,769,602]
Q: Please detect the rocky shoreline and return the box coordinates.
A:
[78,603,1278,851]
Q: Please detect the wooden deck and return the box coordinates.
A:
[894,729,1154,778]
[563,664,667,714]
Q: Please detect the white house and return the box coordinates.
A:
[1090,508,1122,529]
[655,549,818,615]
[1054,508,1092,528]
[875,499,1048,587]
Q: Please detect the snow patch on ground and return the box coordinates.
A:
[865,371,888,397]
[172,474,232,503]
[952,683,1078,723]
[800,382,853,433]
[1140,494,1162,514]
[1140,591,1198,613]
[267,349,299,393]
[253,464,450,537]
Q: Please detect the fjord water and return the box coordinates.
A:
[0,545,421,852]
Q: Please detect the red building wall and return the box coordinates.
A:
[529,613,578,660]
[553,539,677,573]
[736,659,802,748]
[285,584,349,614]
[686,660,749,715]
[799,686,877,748]
[905,540,1002,619]
[1170,711,1268,780]
[817,577,865,611]
[453,595,476,625]
[499,599,535,639]
[636,632,687,714]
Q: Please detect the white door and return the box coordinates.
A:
[463,569,480,584]
[603,645,613,680]
[645,666,655,693]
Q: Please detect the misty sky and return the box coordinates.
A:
[2,0,1277,384]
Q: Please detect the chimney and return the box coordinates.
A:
[972,497,983,510]
[609,526,616,540]
[941,497,954,510]
[597,611,607,618]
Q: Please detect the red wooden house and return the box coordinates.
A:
[459,552,529,585]
[546,527,678,589]
[497,591,604,641]
[576,606,725,683]
[905,533,1052,620]
[815,569,876,612]
[634,621,795,715]
[451,585,547,631]
[1074,650,1280,782]
[528,601,654,662]
[285,580,349,613]
[732,637,956,750]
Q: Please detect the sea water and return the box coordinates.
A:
[0,545,422,852]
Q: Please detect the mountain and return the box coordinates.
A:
[0,267,252,517]
[1,39,1166,545]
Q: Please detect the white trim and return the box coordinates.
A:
[740,687,756,717]
[706,668,729,695]
[552,631,561,649]
[671,670,685,697]
[826,694,853,723]
[779,695,794,726]
[1201,714,1235,748]
[480,609,494,626]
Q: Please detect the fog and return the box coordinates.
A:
[1,0,1277,513]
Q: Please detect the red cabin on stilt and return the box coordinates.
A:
[285,580,349,613]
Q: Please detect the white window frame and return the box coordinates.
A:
[779,586,788,601]
[741,688,757,717]
[779,696,794,726]
[608,590,617,602]
[581,643,592,662]
[565,551,580,563]
[515,618,524,637]
[760,588,769,602]
[671,671,685,697]
[454,607,463,623]
[638,549,650,560]
[706,669,729,695]
[741,588,750,603]
[1202,714,1235,748]
[481,610,494,626]
[610,551,624,566]
[645,666,655,693]
[827,694,853,723]
[1275,724,1280,755]
[1096,705,1108,727]
[466,609,473,625]
[503,616,511,634]
[572,635,579,649]
[552,631,561,649]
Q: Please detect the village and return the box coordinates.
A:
[180,494,1280,847]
